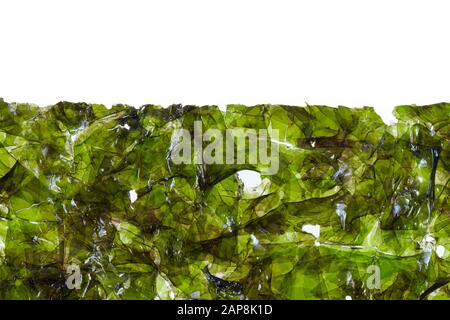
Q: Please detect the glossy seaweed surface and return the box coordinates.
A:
[0,98,449,300]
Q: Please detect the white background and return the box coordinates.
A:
[1,0,450,124]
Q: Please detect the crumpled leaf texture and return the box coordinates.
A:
[0,98,449,300]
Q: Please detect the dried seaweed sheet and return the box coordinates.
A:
[0,98,449,300]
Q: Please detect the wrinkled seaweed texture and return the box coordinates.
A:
[0,98,449,300]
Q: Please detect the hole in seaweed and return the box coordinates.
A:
[236,170,261,189]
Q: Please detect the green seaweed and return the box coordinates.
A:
[0,98,449,300]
